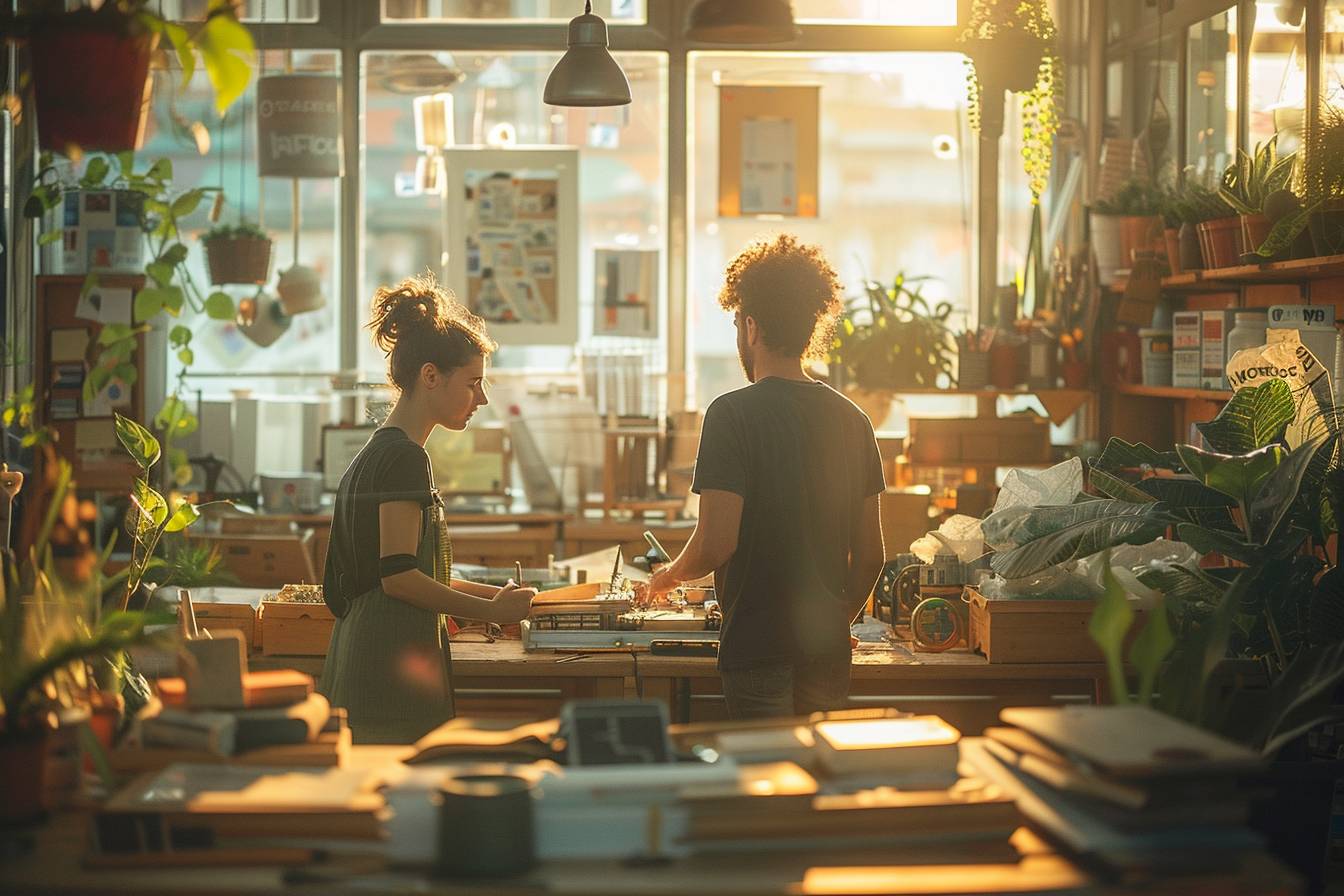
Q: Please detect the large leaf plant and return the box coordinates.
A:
[984,377,1344,753]
[829,275,958,391]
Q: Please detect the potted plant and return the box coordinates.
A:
[4,0,255,155]
[1088,180,1164,285]
[1157,186,1183,275]
[829,274,958,420]
[202,221,272,286]
[1167,180,1237,270]
[1261,104,1344,261]
[1218,135,1296,258]
[1,455,174,824]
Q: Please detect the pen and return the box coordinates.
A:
[515,560,524,586]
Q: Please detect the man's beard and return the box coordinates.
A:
[737,333,754,382]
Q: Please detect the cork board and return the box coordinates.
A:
[717,85,820,218]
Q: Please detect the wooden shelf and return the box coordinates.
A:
[1114,382,1232,401]
[1161,254,1344,289]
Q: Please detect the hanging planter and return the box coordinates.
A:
[29,12,157,154]
[960,0,1060,205]
[202,223,273,285]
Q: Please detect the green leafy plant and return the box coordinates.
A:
[1168,180,1237,225]
[1219,135,1296,216]
[984,377,1344,752]
[829,275,958,390]
[1259,107,1344,258]
[113,413,204,613]
[959,0,1059,204]
[1,457,173,730]
[24,151,233,486]
[202,221,269,242]
[1090,179,1166,216]
[145,536,237,589]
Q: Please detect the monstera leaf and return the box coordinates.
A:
[1195,379,1294,454]
[987,500,1175,579]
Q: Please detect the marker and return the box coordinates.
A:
[515,561,524,586]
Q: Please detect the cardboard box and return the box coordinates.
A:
[259,598,334,656]
[966,587,1146,663]
[1201,309,1237,390]
[1172,311,1202,388]
[909,415,1051,466]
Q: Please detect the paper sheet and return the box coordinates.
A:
[740,118,797,215]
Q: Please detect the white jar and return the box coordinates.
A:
[1226,311,1269,363]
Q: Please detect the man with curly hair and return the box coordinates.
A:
[641,235,886,719]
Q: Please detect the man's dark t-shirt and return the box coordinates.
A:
[691,377,885,671]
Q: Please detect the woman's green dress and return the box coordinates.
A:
[317,427,456,744]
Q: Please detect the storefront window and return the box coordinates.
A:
[687,51,976,421]
[1133,39,1180,186]
[162,0,320,22]
[359,51,668,379]
[1187,11,1236,181]
[792,0,956,26]
[1246,1,1306,156]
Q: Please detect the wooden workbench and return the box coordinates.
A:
[255,641,1110,733]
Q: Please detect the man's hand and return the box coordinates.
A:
[489,581,537,623]
[634,566,679,608]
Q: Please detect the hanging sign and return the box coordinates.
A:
[256,75,343,178]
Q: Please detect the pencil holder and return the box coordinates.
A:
[958,351,990,390]
[434,773,536,878]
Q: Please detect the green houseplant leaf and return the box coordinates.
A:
[1247,435,1327,544]
[1195,378,1295,454]
[114,412,161,471]
[1089,555,1135,705]
[1128,591,1176,705]
[1176,443,1284,512]
[986,500,1175,579]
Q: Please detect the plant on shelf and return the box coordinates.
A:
[24,151,240,487]
[1089,179,1165,217]
[1218,136,1296,258]
[1261,104,1344,259]
[1,0,255,156]
[1,454,174,822]
[829,274,958,394]
[982,377,1344,756]
[201,220,273,287]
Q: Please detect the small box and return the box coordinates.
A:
[260,594,334,656]
[1200,309,1237,390]
[966,587,1146,664]
[189,602,260,653]
[1173,350,1202,388]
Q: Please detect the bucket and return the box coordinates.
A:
[1139,328,1173,387]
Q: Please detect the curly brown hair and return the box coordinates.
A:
[717,234,843,362]
[367,272,497,393]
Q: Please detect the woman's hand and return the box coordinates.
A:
[489,581,537,623]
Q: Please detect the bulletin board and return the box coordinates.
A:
[444,148,579,345]
[717,85,820,218]
[594,248,659,339]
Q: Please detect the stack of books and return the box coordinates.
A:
[111,671,350,773]
[87,763,384,867]
[963,705,1266,873]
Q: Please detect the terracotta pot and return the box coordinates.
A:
[204,237,272,286]
[990,341,1022,390]
[30,25,157,153]
[0,727,50,824]
[1163,227,1181,275]
[1199,216,1243,269]
[1239,213,1272,257]
[1090,214,1123,285]
[1118,215,1164,267]
[83,691,124,775]
[1060,359,1088,388]
[1178,221,1204,271]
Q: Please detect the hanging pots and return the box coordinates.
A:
[204,234,273,286]
[963,32,1048,95]
[29,19,157,153]
[237,291,291,348]
[277,264,326,315]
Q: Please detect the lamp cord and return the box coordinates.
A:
[585,1,592,12]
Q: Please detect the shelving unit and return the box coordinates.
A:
[1114,383,1232,401]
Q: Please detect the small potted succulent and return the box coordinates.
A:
[1218,135,1296,258]
[1088,180,1164,285]
[1169,180,1236,271]
[202,221,273,286]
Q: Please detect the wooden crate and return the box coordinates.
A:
[966,587,1146,664]
[259,599,334,656]
[190,603,260,652]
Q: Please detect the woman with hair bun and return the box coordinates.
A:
[318,273,536,744]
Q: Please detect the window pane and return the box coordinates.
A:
[159,0,319,22]
[1134,40,1180,186]
[1247,2,1305,156]
[793,0,956,26]
[360,51,668,380]
[687,52,975,420]
[130,50,342,389]
[1188,11,1235,181]
[380,1,645,24]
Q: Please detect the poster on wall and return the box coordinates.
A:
[717,85,819,218]
[593,248,659,338]
[445,149,578,345]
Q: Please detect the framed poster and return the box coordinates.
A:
[593,248,659,338]
[444,148,579,346]
[717,85,820,218]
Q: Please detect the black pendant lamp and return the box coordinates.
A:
[685,0,800,44]
[544,1,632,107]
